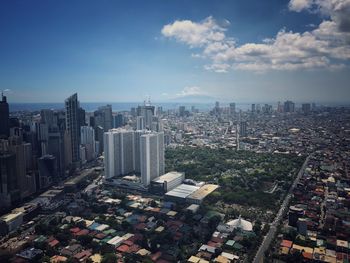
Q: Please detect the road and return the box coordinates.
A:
[252,155,311,263]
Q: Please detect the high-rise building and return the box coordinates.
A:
[179,106,186,117]
[40,109,57,128]
[94,105,113,132]
[302,103,311,114]
[136,116,145,130]
[0,94,10,139]
[65,93,80,166]
[113,114,124,128]
[38,155,58,189]
[251,104,256,113]
[104,129,135,179]
[137,104,155,130]
[80,126,96,161]
[239,121,247,137]
[229,103,236,116]
[140,132,164,186]
[95,126,104,154]
[0,152,19,208]
[284,100,295,113]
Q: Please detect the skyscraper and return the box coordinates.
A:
[140,132,164,186]
[65,93,80,166]
[239,121,247,137]
[113,113,124,128]
[137,104,155,130]
[229,102,236,116]
[104,129,135,179]
[94,105,113,132]
[284,100,295,113]
[0,93,10,139]
[80,126,96,161]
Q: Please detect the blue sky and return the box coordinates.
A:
[0,0,349,103]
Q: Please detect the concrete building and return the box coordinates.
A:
[104,129,135,179]
[80,126,96,161]
[0,211,23,235]
[38,155,58,189]
[94,105,113,132]
[284,100,295,113]
[0,94,10,139]
[136,116,145,130]
[137,104,155,130]
[140,132,164,186]
[150,171,184,194]
[65,93,80,166]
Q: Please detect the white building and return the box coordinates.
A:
[140,132,164,186]
[80,126,96,161]
[104,129,135,179]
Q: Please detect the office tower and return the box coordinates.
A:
[8,136,34,199]
[0,152,19,208]
[38,155,58,189]
[0,93,10,139]
[133,130,146,173]
[94,105,113,132]
[36,123,49,156]
[229,103,236,116]
[140,132,164,186]
[23,143,33,171]
[104,129,135,179]
[113,113,124,128]
[179,106,186,117]
[277,101,283,113]
[65,93,80,166]
[78,107,86,127]
[239,121,247,137]
[191,106,196,113]
[284,100,295,113]
[80,126,95,161]
[251,104,256,113]
[256,104,261,113]
[157,106,163,116]
[64,130,72,168]
[137,103,155,130]
[302,103,311,114]
[130,107,137,118]
[95,126,104,154]
[137,116,145,130]
[47,128,65,177]
[40,109,56,127]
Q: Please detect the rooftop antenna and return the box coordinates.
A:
[1,89,10,98]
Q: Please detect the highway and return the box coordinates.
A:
[252,155,310,263]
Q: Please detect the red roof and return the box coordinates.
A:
[70,227,80,233]
[116,244,130,253]
[281,240,293,248]
[302,252,313,259]
[123,240,134,246]
[75,229,90,236]
[49,239,60,247]
[74,250,92,260]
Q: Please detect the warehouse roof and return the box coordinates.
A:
[165,184,199,199]
[187,184,219,201]
[153,171,184,183]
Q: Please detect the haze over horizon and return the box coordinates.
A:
[1,0,350,103]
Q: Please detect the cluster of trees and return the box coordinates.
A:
[166,147,304,209]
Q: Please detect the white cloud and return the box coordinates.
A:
[176,86,205,97]
[161,16,227,47]
[289,0,314,12]
[161,7,350,72]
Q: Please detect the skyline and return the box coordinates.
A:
[1,0,350,103]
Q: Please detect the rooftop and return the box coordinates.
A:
[165,184,200,199]
[152,171,184,183]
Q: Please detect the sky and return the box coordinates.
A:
[0,0,350,104]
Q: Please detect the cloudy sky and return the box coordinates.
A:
[1,0,349,103]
